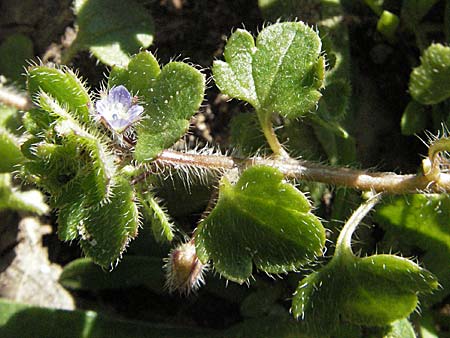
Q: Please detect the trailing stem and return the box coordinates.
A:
[152,149,450,194]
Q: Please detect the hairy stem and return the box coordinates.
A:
[259,113,290,158]
[152,149,450,194]
[0,87,33,111]
[334,193,382,257]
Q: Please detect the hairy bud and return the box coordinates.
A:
[164,240,207,295]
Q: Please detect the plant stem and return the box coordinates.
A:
[152,149,450,194]
[334,193,382,257]
[259,113,290,158]
[0,87,33,111]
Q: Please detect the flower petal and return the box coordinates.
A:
[127,105,144,122]
[108,85,132,107]
[108,118,131,133]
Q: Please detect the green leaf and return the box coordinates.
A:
[0,33,33,84]
[409,43,450,105]
[33,93,117,204]
[195,165,325,283]
[292,253,437,336]
[109,51,205,161]
[138,191,175,243]
[0,128,24,172]
[77,177,139,267]
[27,66,91,123]
[213,22,324,120]
[109,51,160,96]
[375,194,450,303]
[0,173,49,214]
[72,0,154,66]
[59,256,165,293]
[0,299,216,338]
[401,100,428,135]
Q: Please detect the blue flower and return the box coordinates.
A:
[94,85,144,133]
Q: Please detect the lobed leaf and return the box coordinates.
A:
[409,43,450,105]
[375,194,450,303]
[195,166,325,283]
[109,51,205,161]
[73,0,154,66]
[292,253,437,336]
[213,22,324,120]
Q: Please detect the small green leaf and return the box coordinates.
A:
[0,128,24,172]
[138,191,175,243]
[292,253,437,336]
[409,43,450,105]
[72,0,154,66]
[195,166,325,283]
[109,51,160,96]
[78,177,139,267]
[401,100,428,135]
[0,33,33,84]
[375,194,450,303]
[59,256,165,292]
[27,66,91,123]
[213,22,324,120]
[109,51,205,161]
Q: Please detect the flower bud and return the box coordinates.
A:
[164,240,207,295]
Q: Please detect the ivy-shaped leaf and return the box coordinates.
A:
[72,0,154,66]
[292,253,437,336]
[375,194,450,304]
[292,197,438,336]
[409,43,450,105]
[213,22,324,120]
[195,166,326,283]
[108,51,205,161]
